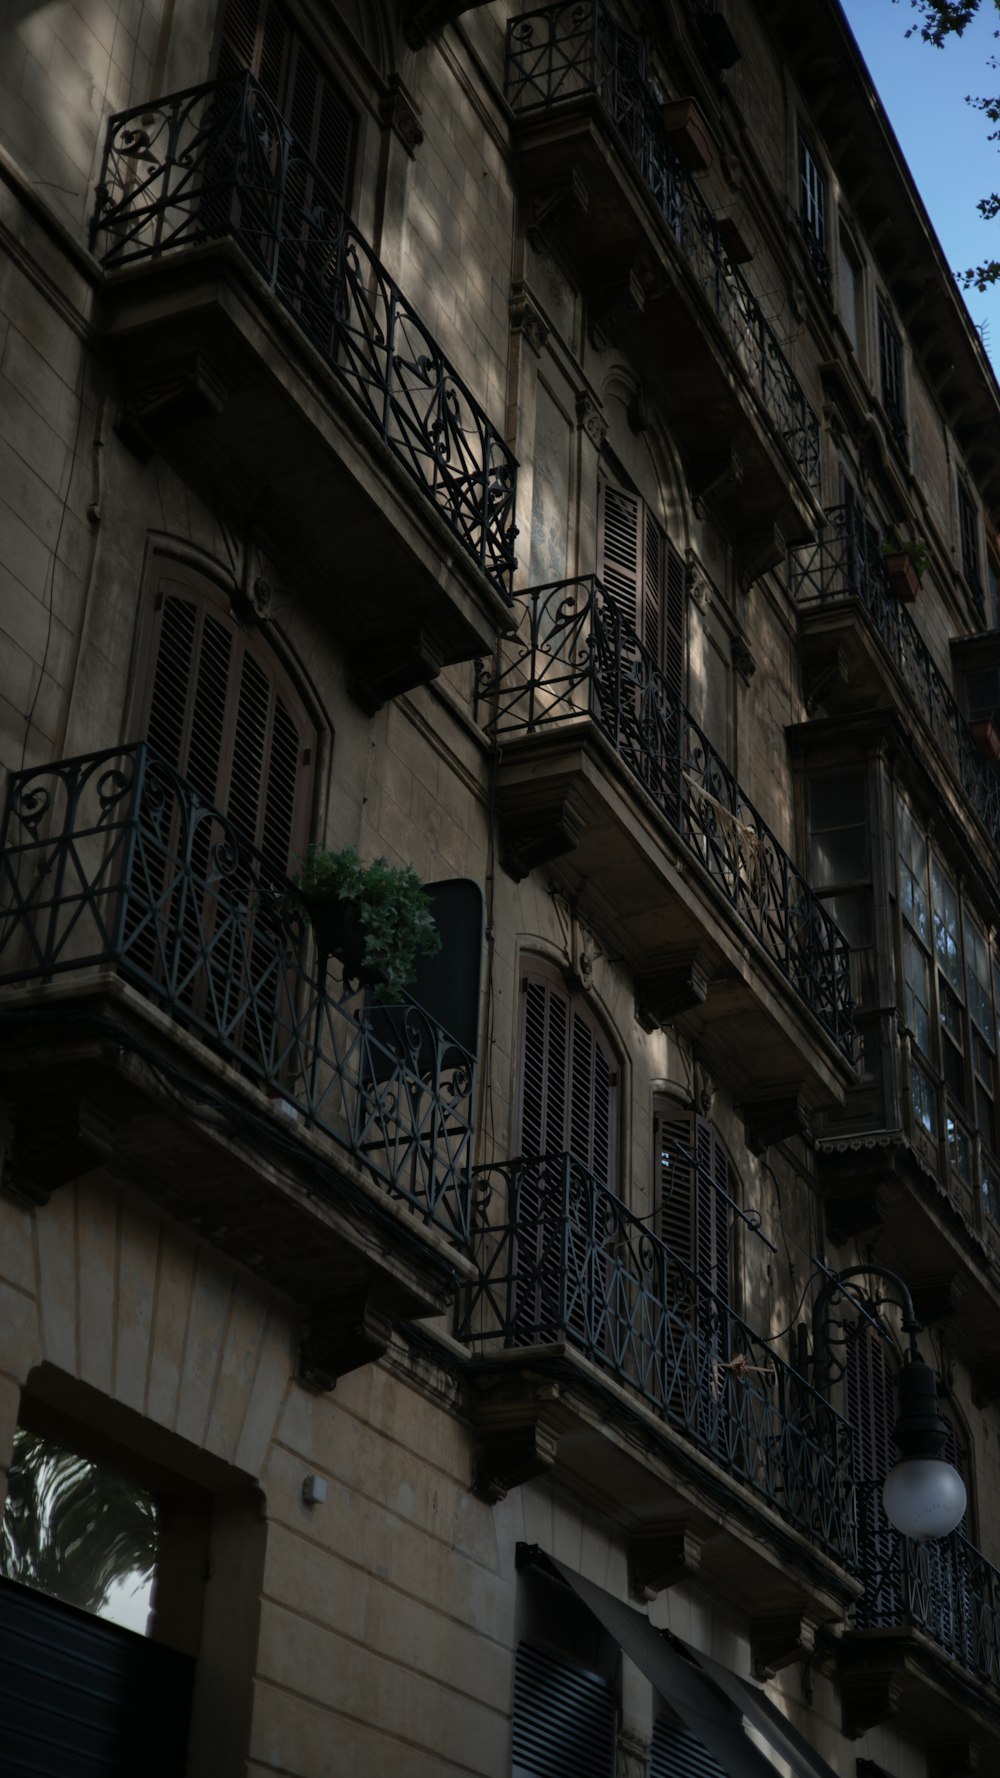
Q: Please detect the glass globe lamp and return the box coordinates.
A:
[882,1456,967,1542]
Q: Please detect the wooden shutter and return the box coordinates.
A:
[598,477,684,688]
[655,1101,730,1302]
[519,967,616,1188]
[845,1323,896,1488]
[650,1718,727,1778]
[217,0,355,206]
[511,1642,616,1778]
[140,568,314,872]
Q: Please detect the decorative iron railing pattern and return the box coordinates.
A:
[505,1,821,494]
[855,1488,1000,1691]
[0,746,475,1247]
[90,74,517,599]
[789,505,1000,853]
[477,578,856,1061]
[458,1152,857,1568]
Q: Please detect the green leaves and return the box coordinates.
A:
[290,844,442,1000]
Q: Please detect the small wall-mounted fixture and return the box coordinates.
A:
[301,1473,328,1507]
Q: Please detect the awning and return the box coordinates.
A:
[517,1546,841,1778]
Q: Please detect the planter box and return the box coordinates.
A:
[660,97,715,173]
[970,718,1000,763]
[884,551,921,603]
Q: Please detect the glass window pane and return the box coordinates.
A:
[0,1428,158,1636]
[897,797,929,942]
[965,912,993,1036]
[947,1114,972,1184]
[808,772,868,886]
[904,930,931,1054]
[931,855,962,993]
[911,1061,937,1133]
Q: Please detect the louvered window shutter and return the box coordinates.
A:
[598,478,682,691]
[140,570,314,874]
[650,1718,727,1778]
[663,539,685,700]
[656,1104,696,1265]
[695,1118,730,1309]
[518,969,616,1188]
[656,1104,730,1303]
[598,478,642,637]
[511,1643,616,1778]
[218,0,355,206]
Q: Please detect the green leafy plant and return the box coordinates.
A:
[882,536,932,579]
[289,844,441,1000]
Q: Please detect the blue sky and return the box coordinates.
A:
[839,0,1000,364]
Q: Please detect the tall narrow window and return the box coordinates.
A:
[958,481,984,612]
[654,1099,731,1303]
[217,0,356,208]
[837,228,863,351]
[798,130,829,292]
[518,964,616,1185]
[877,302,906,455]
[597,474,685,698]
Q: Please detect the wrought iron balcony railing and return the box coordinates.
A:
[0,745,475,1247]
[458,1151,857,1569]
[505,1,821,494]
[789,506,1000,853]
[477,578,856,1062]
[855,1489,1000,1693]
[90,73,517,600]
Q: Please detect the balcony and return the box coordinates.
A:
[478,578,856,1109]
[89,75,517,707]
[506,3,821,537]
[0,746,477,1377]
[459,1152,858,1626]
[839,1492,1000,1755]
[789,506,1000,860]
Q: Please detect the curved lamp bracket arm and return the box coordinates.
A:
[810,1258,923,1396]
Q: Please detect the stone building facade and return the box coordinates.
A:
[1,1,999,1775]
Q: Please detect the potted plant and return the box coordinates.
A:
[882,537,931,603]
[288,845,441,1000]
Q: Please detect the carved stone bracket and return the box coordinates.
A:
[689,446,743,515]
[735,519,786,594]
[116,355,229,460]
[730,634,757,684]
[686,553,712,613]
[634,956,710,1032]
[510,280,550,355]
[750,1611,817,1680]
[628,1527,705,1600]
[838,1662,905,1738]
[587,269,647,348]
[527,171,589,254]
[498,786,586,882]
[348,626,446,714]
[823,1183,887,1246]
[576,390,609,449]
[970,1356,1000,1408]
[910,1272,963,1326]
[5,1097,114,1207]
[741,1091,809,1156]
[380,74,424,157]
[299,1289,394,1391]
[803,647,850,715]
[471,1391,562,1502]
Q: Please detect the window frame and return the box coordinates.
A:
[797,126,830,293]
[877,298,907,456]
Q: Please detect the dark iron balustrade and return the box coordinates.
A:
[477,577,856,1062]
[505,1,821,494]
[855,1487,1000,1692]
[0,745,475,1247]
[789,506,1000,853]
[458,1151,857,1569]
[90,73,517,600]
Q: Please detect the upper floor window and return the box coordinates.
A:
[217,0,357,208]
[877,301,906,455]
[837,228,864,351]
[798,129,830,293]
[517,963,617,1188]
[597,473,685,700]
[896,792,1000,1195]
[958,480,984,613]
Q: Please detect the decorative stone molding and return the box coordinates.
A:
[380,74,424,157]
[528,170,589,254]
[510,281,550,355]
[576,389,609,448]
[686,554,712,613]
[617,1728,650,1778]
[730,633,757,683]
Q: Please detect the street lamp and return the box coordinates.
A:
[812,1263,966,1542]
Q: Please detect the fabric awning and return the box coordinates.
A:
[517,1546,841,1778]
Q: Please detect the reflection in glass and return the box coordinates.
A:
[1,1428,158,1634]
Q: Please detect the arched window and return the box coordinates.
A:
[135,559,315,872]
[653,1098,731,1304]
[518,964,617,1188]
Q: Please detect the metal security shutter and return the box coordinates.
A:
[511,1642,616,1778]
[650,1716,728,1778]
[217,0,356,206]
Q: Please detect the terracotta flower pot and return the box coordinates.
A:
[884,550,921,603]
